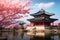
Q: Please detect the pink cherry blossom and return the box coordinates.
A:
[0,0,31,28]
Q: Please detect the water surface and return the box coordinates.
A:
[6,31,60,40]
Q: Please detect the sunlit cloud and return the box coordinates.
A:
[35,2,55,8]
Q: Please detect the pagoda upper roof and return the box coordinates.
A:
[31,9,55,16]
[28,17,58,23]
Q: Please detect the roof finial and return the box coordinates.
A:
[41,9,45,11]
[40,9,45,13]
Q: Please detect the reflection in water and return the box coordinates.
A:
[15,31,30,40]
[30,34,60,40]
[20,32,24,39]
[51,35,60,40]
[30,36,44,40]
[7,31,60,40]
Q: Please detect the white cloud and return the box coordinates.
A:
[16,14,34,23]
[35,2,55,8]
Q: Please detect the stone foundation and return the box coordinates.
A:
[26,26,45,32]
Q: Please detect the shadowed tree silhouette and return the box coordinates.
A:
[0,26,3,36]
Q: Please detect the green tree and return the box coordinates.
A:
[19,21,25,29]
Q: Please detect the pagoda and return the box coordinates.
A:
[27,9,58,31]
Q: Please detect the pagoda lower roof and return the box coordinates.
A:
[28,18,58,23]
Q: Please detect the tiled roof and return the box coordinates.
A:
[28,17,58,22]
[31,9,54,16]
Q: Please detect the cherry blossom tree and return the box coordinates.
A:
[0,0,31,28]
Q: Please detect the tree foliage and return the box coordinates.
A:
[0,0,31,28]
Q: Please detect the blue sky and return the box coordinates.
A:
[18,0,60,23]
[30,0,60,22]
